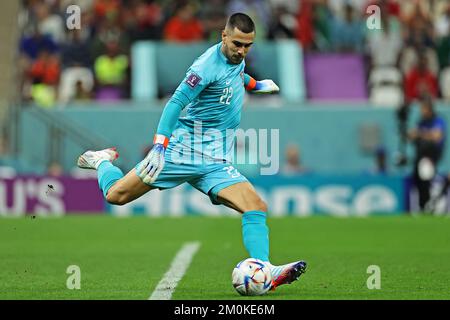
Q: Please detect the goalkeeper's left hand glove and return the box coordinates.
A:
[253,79,280,94]
[137,134,168,184]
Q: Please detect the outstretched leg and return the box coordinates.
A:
[216,182,307,290]
[105,168,154,205]
[77,148,154,205]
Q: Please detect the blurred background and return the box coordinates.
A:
[1,0,450,216]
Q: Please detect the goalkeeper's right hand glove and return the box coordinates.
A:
[253,79,280,94]
[137,134,169,184]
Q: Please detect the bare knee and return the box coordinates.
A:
[254,198,268,212]
[218,182,268,213]
[244,196,268,213]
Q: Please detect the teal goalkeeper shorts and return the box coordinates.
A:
[134,145,248,205]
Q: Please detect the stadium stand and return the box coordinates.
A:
[11,1,449,106]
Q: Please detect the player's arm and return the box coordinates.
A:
[136,96,185,184]
[244,73,279,94]
[137,69,208,184]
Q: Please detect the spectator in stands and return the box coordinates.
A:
[295,0,315,51]
[94,0,121,20]
[226,0,271,41]
[199,0,228,42]
[329,3,365,53]
[61,29,92,69]
[90,14,130,61]
[47,161,64,177]
[366,12,403,68]
[227,0,271,41]
[267,4,296,40]
[163,1,203,42]
[58,29,94,105]
[404,53,439,103]
[403,4,435,49]
[311,0,333,51]
[123,0,164,42]
[29,50,61,86]
[15,0,449,106]
[19,24,58,61]
[34,1,65,44]
[281,144,309,175]
[94,40,129,101]
[28,50,61,108]
[269,0,299,16]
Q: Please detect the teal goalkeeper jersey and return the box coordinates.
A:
[168,42,246,162]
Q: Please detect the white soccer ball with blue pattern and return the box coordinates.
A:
[232,258,273,296]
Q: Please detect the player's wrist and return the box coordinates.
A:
[245,75,257,91]
[153,134,169,149]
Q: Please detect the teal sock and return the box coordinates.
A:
[241,210,270,262]
[97,161,124,198]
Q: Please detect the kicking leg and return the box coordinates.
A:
[105,168,154,205]
[216,182,307,290]
[77,148,154,205]
[216,181,267,213]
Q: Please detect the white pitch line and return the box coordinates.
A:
[149,241,201,300]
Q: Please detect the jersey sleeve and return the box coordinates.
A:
[154,60,213,139]
[172,62,212,106]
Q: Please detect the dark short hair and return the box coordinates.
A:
[226,13,255,33]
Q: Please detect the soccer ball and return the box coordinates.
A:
[232,258,273,296]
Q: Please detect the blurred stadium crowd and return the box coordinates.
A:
[16,0,450,107]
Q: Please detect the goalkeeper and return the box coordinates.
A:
[77,13,306,290]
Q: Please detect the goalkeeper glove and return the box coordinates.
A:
[253,79,280,94]
[137,134,169,184]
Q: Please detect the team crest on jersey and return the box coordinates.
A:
[240,71,244,83]
[186,72,202,88]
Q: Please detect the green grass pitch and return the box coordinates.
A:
[0,215,449,300]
